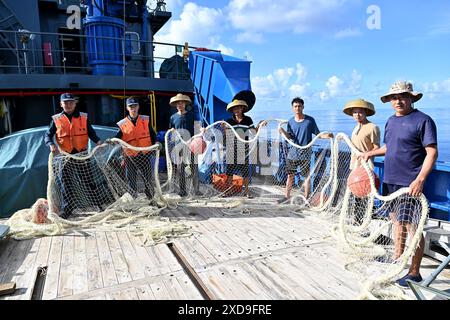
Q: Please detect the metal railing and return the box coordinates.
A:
[0,29,218,78]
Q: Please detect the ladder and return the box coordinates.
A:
[0,0,27,72]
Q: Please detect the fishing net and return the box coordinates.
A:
[5,139,190,243]
[333,133,428,300]
[5,121,429,300]
[164,120,334,209]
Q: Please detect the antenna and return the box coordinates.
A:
[155,0,167,12]
[147,0,166,12]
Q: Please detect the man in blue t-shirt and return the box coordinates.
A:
[362,81,438,287]
[278,97,333,203]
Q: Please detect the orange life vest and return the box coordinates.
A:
[53,112,89,153]
[117,115,153,156]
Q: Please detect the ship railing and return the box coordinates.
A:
[0,29,211,79]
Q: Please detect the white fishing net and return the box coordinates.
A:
[5,139,191,243]
[5,121,429,300]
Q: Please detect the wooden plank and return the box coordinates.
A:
[96,232,118,288]
[171,238,206,270]
[106,232,133,284]
[57,235,74,298]
[0,282,16,296]
[275,254,332,299]
[135,284,156,300]
[57,270,186,300]
[106,287,139,300]
[149,280,172,300]
[42,236,63,300]
[198,267,241,300]
[151,244,183,273]
[86,294,106,300]
[164,277,188,300]
[239,262,297,300]
[5,238,41,300]
[197,269,235,299]
[85,233,104,292]
[164,209,220,265]
[169,242,214,300]
[195,217,251,260]
[176,273,203,300]
[199,209,269,255]
[221,263,272,300]
[177,208,241,262]
[250,257,312,300]
[0,240,19,280]
[127,233,162,278]
[0,239,32,285]
[176,234,219,267]
[72,236,88,295]
[116,231,145,281]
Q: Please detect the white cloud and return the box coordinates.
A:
[334,28,363,39]
[235,32,264,44]
[349,69,363,94]
[154,2,232,59]
[227,0,355,41]
[295,63,308,82]
[327,76,344,97]
[252,63,310,101]
[320,70,363,101]
[289,84,310,97]
[422,79,450,99]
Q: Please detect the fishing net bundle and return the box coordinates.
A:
[5,139,191,243]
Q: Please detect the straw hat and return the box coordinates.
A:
[380,81,423,103]
[226,99,249,113]
[170,93,192,106]
[343,99,376,117]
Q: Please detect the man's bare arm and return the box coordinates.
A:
[409,145,438,197]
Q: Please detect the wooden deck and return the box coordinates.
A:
[0,205,449,300]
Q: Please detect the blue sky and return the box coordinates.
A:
[153,0,450,113]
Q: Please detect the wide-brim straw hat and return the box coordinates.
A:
[170,93,192,106]
[226,99,249,113]
[343,99,376,117]
[380,81,423,103]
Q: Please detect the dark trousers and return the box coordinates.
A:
[177,153,199,195]
[59,157,114,218]
[125,153,155,199]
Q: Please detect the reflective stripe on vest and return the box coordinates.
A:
[117,115,152,156]
[53,112,88,153]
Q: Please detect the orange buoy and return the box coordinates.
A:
[189,137,207,155]
[347,167,380,198]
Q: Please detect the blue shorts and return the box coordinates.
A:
[381,183,421,224]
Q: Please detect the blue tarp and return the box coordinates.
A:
[0,125,118,218]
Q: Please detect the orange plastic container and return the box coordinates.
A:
[212,174,243,193]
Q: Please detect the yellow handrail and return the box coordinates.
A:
[148,92,157,132]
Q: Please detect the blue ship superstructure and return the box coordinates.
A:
[0,0,189,134]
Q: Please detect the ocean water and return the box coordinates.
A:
[248,106,450,163]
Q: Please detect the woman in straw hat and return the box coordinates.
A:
[343,98,380,170]
[343,98,380,225]
[169,93,202,196]
[222,99,266,198]
[361,81,438,287]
